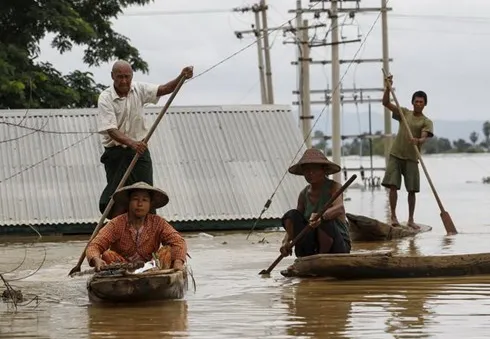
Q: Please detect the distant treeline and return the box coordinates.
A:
[314,121,490,156]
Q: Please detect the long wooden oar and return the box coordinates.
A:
[68,75,188,277]
[259,174,357,276]
[382,69,457,235]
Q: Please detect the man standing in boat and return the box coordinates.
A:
[279,148,351,260]
[97,60,194,219]
[86,182,187,272]
[381,75,434,229]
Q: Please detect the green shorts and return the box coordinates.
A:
[381,155,420,192]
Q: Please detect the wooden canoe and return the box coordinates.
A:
[87,268,188,304]
[281,251,490,280]
[347,213,432,242]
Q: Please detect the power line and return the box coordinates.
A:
[0,0,385,188]
[0,121,93,135]
[0,119,51,144]
[0,133,95,184]
[247,1,391,238]
[389,26,490,36]
[389,13,490,23]
[192,1,322,80]
[122,7,490,25]
[0,1,327,183]
[122,8,233,16]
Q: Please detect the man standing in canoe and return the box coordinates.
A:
[86,182,188,272]
[381,75,434,229]
[279,148,351,259]
[97,60,194,219]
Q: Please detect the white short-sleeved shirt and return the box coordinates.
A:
[97,82,160,148]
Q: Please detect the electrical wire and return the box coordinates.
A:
[0,0,328,184]
[246,1,390,239]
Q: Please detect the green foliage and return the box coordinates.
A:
[313,121,490,155]
[423,136,452,154]
[0,0,153,109]
[469,131,479,145]
[482,121,490,147]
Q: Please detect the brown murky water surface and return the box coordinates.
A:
[1,154,490,338]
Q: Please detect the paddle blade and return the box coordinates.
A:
[441,211,458,235]
[68,266,81,277]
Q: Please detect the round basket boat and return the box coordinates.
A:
[86,268,188,304]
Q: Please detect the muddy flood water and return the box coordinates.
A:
[1,154,490,338]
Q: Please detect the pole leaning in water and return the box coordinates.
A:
[381,68,457,235]
[259,174,357,276]
[68,75,188,277]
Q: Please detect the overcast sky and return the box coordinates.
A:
[38,0,490,126]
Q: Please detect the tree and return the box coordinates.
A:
[424,136,452,154]
[312,130,327,152]
[469,131,479,146]
[482,121,490,147]
[437,137,452,153]
[452,139,471,152]
[65,70,108,108]
[0,0,152,109]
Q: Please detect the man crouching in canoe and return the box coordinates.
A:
[86,182,187,272]
[279,148,351,260]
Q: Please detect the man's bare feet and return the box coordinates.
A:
[391,215,400,227]
[407,220,421,230]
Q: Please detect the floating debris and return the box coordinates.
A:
[2,288,23,303]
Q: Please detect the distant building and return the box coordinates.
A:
[0,105,307,236]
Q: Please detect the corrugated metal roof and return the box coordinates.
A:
[0,105,308,226]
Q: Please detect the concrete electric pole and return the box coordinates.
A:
[288,0,393,182]
[330,0,342,183]
[381,0,392,166]
[234,2,275,104]
[260,0,274,104]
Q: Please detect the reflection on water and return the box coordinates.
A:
[88,301,188,339]
[4,232,490,338]
[2,154,490,338]
[282,279,353,339]
[383,281,435,339]
[441,236,455,251]
[406,237,422,256]
[281,277,490,339]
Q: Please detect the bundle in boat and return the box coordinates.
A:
[347,213,432,242]
[87,268,188,304]
[281,251,490,280]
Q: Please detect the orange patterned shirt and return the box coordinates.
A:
[86,213,187,265]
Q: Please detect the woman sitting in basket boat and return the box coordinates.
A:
[279,148,351,260]
[86,182,188,272]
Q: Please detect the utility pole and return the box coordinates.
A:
[300,19,312,148]
[381,0,392,166]
[254,7,267,103]
[260,0,274,104]
[368,98,374,180]
[331,0,341,183]
[288,0,393,182]
[233,2,274,104]
[295,0,303,125]
[284,19,327,146]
